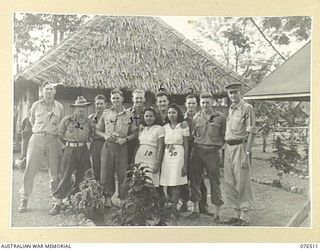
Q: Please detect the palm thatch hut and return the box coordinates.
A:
[14,15,250,135]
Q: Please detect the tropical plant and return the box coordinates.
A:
[270,136,302,186]
[115,163,172,226]
[68,169,105,221]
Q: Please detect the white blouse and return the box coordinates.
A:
[139,125,164,147]
[163,123,190,145]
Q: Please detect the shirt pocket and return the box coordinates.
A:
[78,125,90,141]
[49,113,59,126]
[208,122,221,139]
[35,108,45,124]
[230,112,244,133]
[194,124,205,138]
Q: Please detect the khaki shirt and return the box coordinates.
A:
[225,99,256,141]
[126,106,144,127]
[30,99,64,135]
[88,112,103,140]
[183,112,196,145]
[96,106,137,138]
[193,111,226,147]
[59,114,93,143]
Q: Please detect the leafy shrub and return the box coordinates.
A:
[68,169,105,221]
[115,163,172,226]
[270,136,302,186]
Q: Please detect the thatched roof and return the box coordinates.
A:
[16,15,251,95]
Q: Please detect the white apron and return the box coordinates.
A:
[160,144,187,186]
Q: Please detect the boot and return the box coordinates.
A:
[18,199,28,213]
[49,204,61,215]
[178,201,188,213]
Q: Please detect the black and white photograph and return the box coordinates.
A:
[12,13,311,228]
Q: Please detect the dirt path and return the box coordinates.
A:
[11,154,310,227]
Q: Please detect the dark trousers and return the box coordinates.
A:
[190,146,224,206]
[127,138,139,164]
[180,179,208,209]
[53,145,91,199]
[100,142,128,199]
[90,139,105,181]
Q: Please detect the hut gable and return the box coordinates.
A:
[16,16,251,95]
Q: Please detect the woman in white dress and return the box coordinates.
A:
[160,103,189,213]
[134,107,164,187]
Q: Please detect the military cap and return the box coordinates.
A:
[200,92,213,99]
[224,83,243,92]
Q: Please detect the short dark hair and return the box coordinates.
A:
[166,103,183,124]
[186,93,197,100]
[95,94,107,102]
[132,89,145,96]
[200,92,213,99]
[141,107,161,126]
[155,91,168,100]
[110,88,123,97]
[42,81,56,89]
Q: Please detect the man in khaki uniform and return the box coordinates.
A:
[179,94,209,214]
[19,82,64,213]
[224,83,256,226]
[49,96,93,215]
[189,92,226,220]
[155,91,170,126]
[126,89,146,163]
[96,88,138,207]
[88,94,107,181]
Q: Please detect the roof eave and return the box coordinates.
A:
[244,92,310,101]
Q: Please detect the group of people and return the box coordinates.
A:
[18,81,256,226]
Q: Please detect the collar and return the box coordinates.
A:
[70,114,87,123]
[184,112,195,120]
[230,99,245,110]
[95,111,103,118]
[128,105,144,115]
[110,105,126,115]
[40,98,56,107]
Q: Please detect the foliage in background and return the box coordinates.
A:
[192,16,311,83]
[270,136,303,186]
[13,13,91,73]
[115,163,172,226]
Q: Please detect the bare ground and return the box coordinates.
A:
[11,143,310,227]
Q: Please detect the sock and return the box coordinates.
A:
[240,209,250,222]
[193,201,199,213]
[215,205,221,217]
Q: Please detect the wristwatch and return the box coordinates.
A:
[246,151,251,155]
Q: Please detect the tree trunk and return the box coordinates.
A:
[263,137,266,152]
[59,15,66,42]
[249,17,287,61]
[52,15,58,46]
[234,45,238,72]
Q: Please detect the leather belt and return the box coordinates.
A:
[66,142,86,147]
[226,139,244,146]
[34,132,58,138]
[195,144,220,150]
